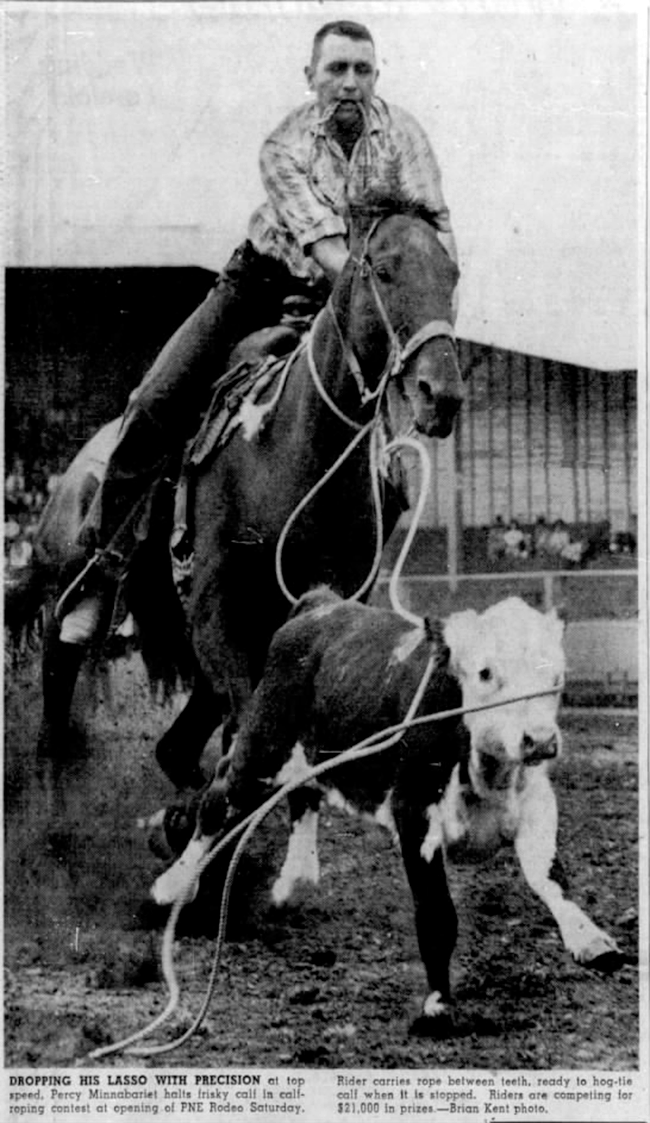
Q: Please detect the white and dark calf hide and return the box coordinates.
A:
[152,589,624,1034]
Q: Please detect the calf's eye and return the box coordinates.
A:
[479,667,492,682]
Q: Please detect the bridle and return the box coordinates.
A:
[307,213,457,430]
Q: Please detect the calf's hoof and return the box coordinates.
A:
[138,802,198,859]
[409,992,454,1038]
[578,937,626,975]
[161,799,199,856]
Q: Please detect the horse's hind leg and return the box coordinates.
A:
[155,673,225,790]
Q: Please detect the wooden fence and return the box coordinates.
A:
[416,340,637,534]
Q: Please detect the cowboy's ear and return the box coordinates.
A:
[304,65,314,90]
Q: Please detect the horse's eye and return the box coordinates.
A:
[479,667,492,682]
[374,265,392,283]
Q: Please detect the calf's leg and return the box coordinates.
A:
[396,802,457,1036]
[515,769,624,972]
[271,787,322,906]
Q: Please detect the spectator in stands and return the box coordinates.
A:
[503,518,529,561]
[547,518,571,558]
[5,458,26,518]
[487,515,506,562]
[532,515,551,559]
[561,538,586,565]
[610,530,636,556]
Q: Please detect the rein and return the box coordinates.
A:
[308,215,457,426]
[275,215,456,607]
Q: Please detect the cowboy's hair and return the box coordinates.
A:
[311,20,375,67]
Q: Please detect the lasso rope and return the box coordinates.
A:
[273,418,381,607]
[86,435,561,1061]
[87,682,560,1061]
[89,431,431,1060]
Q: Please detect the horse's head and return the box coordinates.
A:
[338,196,464,438]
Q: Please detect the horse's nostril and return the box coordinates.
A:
[417,378,435,404]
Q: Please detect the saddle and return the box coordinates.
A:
[167,310,313,604]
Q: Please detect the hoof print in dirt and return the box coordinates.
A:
[288,984,320,1006]
[294,1044,331,1064]
[408,1012,455,1039]
[94,941,161,989]
[310,948,337,968]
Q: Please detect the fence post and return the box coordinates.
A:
[444,432,459,594]
[543,573,554,612]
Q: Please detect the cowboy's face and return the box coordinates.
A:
[306,34,378,123]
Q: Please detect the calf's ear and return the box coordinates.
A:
[443,609,481,674]
[547,605,567,638]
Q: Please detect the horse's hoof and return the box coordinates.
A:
[408,1012,455,1039]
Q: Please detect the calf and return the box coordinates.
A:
[152,589,623,1034]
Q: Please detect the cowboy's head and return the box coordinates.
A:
[306,20,379,126]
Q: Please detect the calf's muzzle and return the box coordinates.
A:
[521,731,559,764]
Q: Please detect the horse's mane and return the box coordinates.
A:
[348,188,441,234]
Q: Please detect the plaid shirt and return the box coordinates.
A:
[248,96,452,281]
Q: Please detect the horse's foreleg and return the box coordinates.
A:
[36,617,86,763]
[155,673,225,790]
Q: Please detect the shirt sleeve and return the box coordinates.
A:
[259,136,346,251]
[390,106,452,233]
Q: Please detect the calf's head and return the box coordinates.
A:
[444,597,565,771]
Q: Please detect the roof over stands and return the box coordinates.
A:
[5,3,639,371]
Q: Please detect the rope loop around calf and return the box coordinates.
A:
[87,681,561,1061]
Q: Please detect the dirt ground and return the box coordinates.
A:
[3,650,639,1069]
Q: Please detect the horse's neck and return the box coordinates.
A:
[298,295,373,436]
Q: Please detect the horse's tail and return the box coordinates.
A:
[4,553,53,656]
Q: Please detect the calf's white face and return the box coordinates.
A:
[444,597,565,766]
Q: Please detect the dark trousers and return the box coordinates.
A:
[90,242,311,554]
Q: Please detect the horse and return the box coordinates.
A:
[4,417,122,660]
[19,194,465,798]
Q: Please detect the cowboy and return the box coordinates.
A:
[56,17,457,648]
